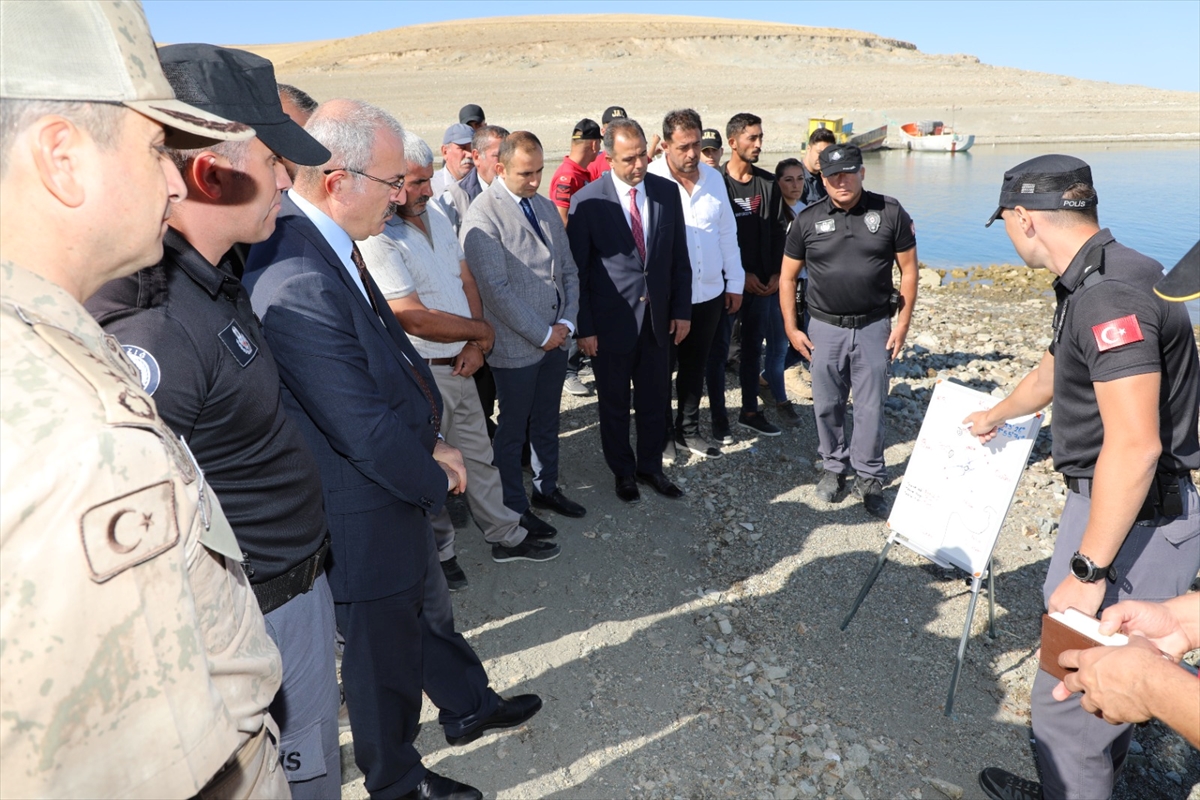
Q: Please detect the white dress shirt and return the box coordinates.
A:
[609,169,651,250]
[647,159,744,303]
[289,191,375,308]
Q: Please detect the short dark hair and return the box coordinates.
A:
[498,130,542,167]
[774,157,802,178]
[472,124,509,154]
[603,118,646,152]
[808,127,837,147]
[1042,182,1100,226]
[662,108,702,142]
[726,112,762,140]
[277,83,318,114]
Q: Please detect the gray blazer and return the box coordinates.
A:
[460,182,579,369]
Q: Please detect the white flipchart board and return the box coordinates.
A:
[887,380,1042,577]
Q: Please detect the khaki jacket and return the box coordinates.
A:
[0,263,283,798]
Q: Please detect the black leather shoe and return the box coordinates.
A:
[615,475,640,503]
[400,771,482,800]
[519,509,557,539]
[635,471,684,498]
[531,488,587,518]
[445,694,543,746]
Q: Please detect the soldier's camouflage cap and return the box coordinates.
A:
[0,0,254,147]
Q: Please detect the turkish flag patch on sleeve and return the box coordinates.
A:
[1091,314,1145,352]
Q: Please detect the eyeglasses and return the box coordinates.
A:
[323,167,405,193]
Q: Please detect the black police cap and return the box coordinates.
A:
[818,143,863,175]
[985,154,1097,227]
[602,106,627,124]
[158,44,330,166]
[572,118,601,141]
[1155,240,1200,303]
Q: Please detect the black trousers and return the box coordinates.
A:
[669,294,725,438]
[592,319,669,477]
[335,523,499,798]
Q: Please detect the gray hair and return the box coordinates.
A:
[402,131,433,169]
[295,99,405,192]
[0,99,124,179]
[277,83,318,115]
[472,124,509,154]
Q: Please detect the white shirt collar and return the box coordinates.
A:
[498,180,527,207]
[289,190,372,306]
[609,169,642,201]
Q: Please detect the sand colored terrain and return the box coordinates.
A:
[242,14,1200,153]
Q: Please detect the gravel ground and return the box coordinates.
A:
[339,272,1198,799]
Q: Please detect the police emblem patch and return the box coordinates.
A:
[815,219,836,234]
[218,320,258,367]
[864,211,881,233]
[121,344,161,396]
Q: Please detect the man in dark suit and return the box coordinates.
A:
[244,99,540,800]
[567,118,693,503]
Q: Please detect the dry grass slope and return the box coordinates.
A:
[240,14,1200,153]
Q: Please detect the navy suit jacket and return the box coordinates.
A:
[243,195,447,603]
[567,171,692,355]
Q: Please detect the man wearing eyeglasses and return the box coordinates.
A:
[245,99,536,800]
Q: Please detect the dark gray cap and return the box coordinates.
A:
[158,43,330,165]
[459,103,485,124]
[985,154,1097,227]
[818,143,863,175]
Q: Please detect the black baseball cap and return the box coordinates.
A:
[1155,241,1200,302]
[459,103,485,124]
[602,105,627,124]
[572,118,601,141]
[985,154,1097,227]
[158,44,330,166]
[818,143,863,176]
[700,129,722,151]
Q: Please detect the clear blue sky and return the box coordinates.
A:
[143,0,1200,93]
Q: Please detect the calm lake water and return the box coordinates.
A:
[764,141,1200,320]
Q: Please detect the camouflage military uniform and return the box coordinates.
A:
[0,261,287,798]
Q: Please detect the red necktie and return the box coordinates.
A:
[629,187,646,262]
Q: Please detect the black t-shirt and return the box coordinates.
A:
[87,228,329,583]
[1048,228,1200,477]
[722,164,787,283]
[784,190,916,315]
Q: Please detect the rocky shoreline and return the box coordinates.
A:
[338,276,1197,799]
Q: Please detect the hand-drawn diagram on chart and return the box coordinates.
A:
[888,380,1042,576]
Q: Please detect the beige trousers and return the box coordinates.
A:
[430,365,526,559]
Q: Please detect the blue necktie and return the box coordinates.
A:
[519,198,547,245]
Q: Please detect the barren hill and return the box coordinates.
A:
[242,14,1200,153]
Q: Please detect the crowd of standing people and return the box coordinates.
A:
[1,3,1196,800]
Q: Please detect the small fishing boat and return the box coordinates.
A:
[896,121,974,153]
[806,118,889,152]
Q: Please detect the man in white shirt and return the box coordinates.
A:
[648,109,743,460]
[359,133,560,588]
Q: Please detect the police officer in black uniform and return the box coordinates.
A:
[964,155,1200,800]
[780,143,919,517]
[86,45,346,799]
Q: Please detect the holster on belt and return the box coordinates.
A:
[1066,473,1188,521]
[251,538,330,615]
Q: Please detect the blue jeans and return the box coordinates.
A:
[739,292,787,412]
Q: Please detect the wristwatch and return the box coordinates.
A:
[1069,551,1117,583]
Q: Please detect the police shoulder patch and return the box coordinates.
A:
[217,320,258,367]
[121,344,161,396]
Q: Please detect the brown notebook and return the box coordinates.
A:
[1039,609,1129,682]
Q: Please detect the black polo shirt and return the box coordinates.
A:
[87,228,328,583]
[1047,228,1200,478]
[784,190,916,315]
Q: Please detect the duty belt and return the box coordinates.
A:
[807,305,890,329]
[251,538,330,615]
[1065,472,1190,521]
